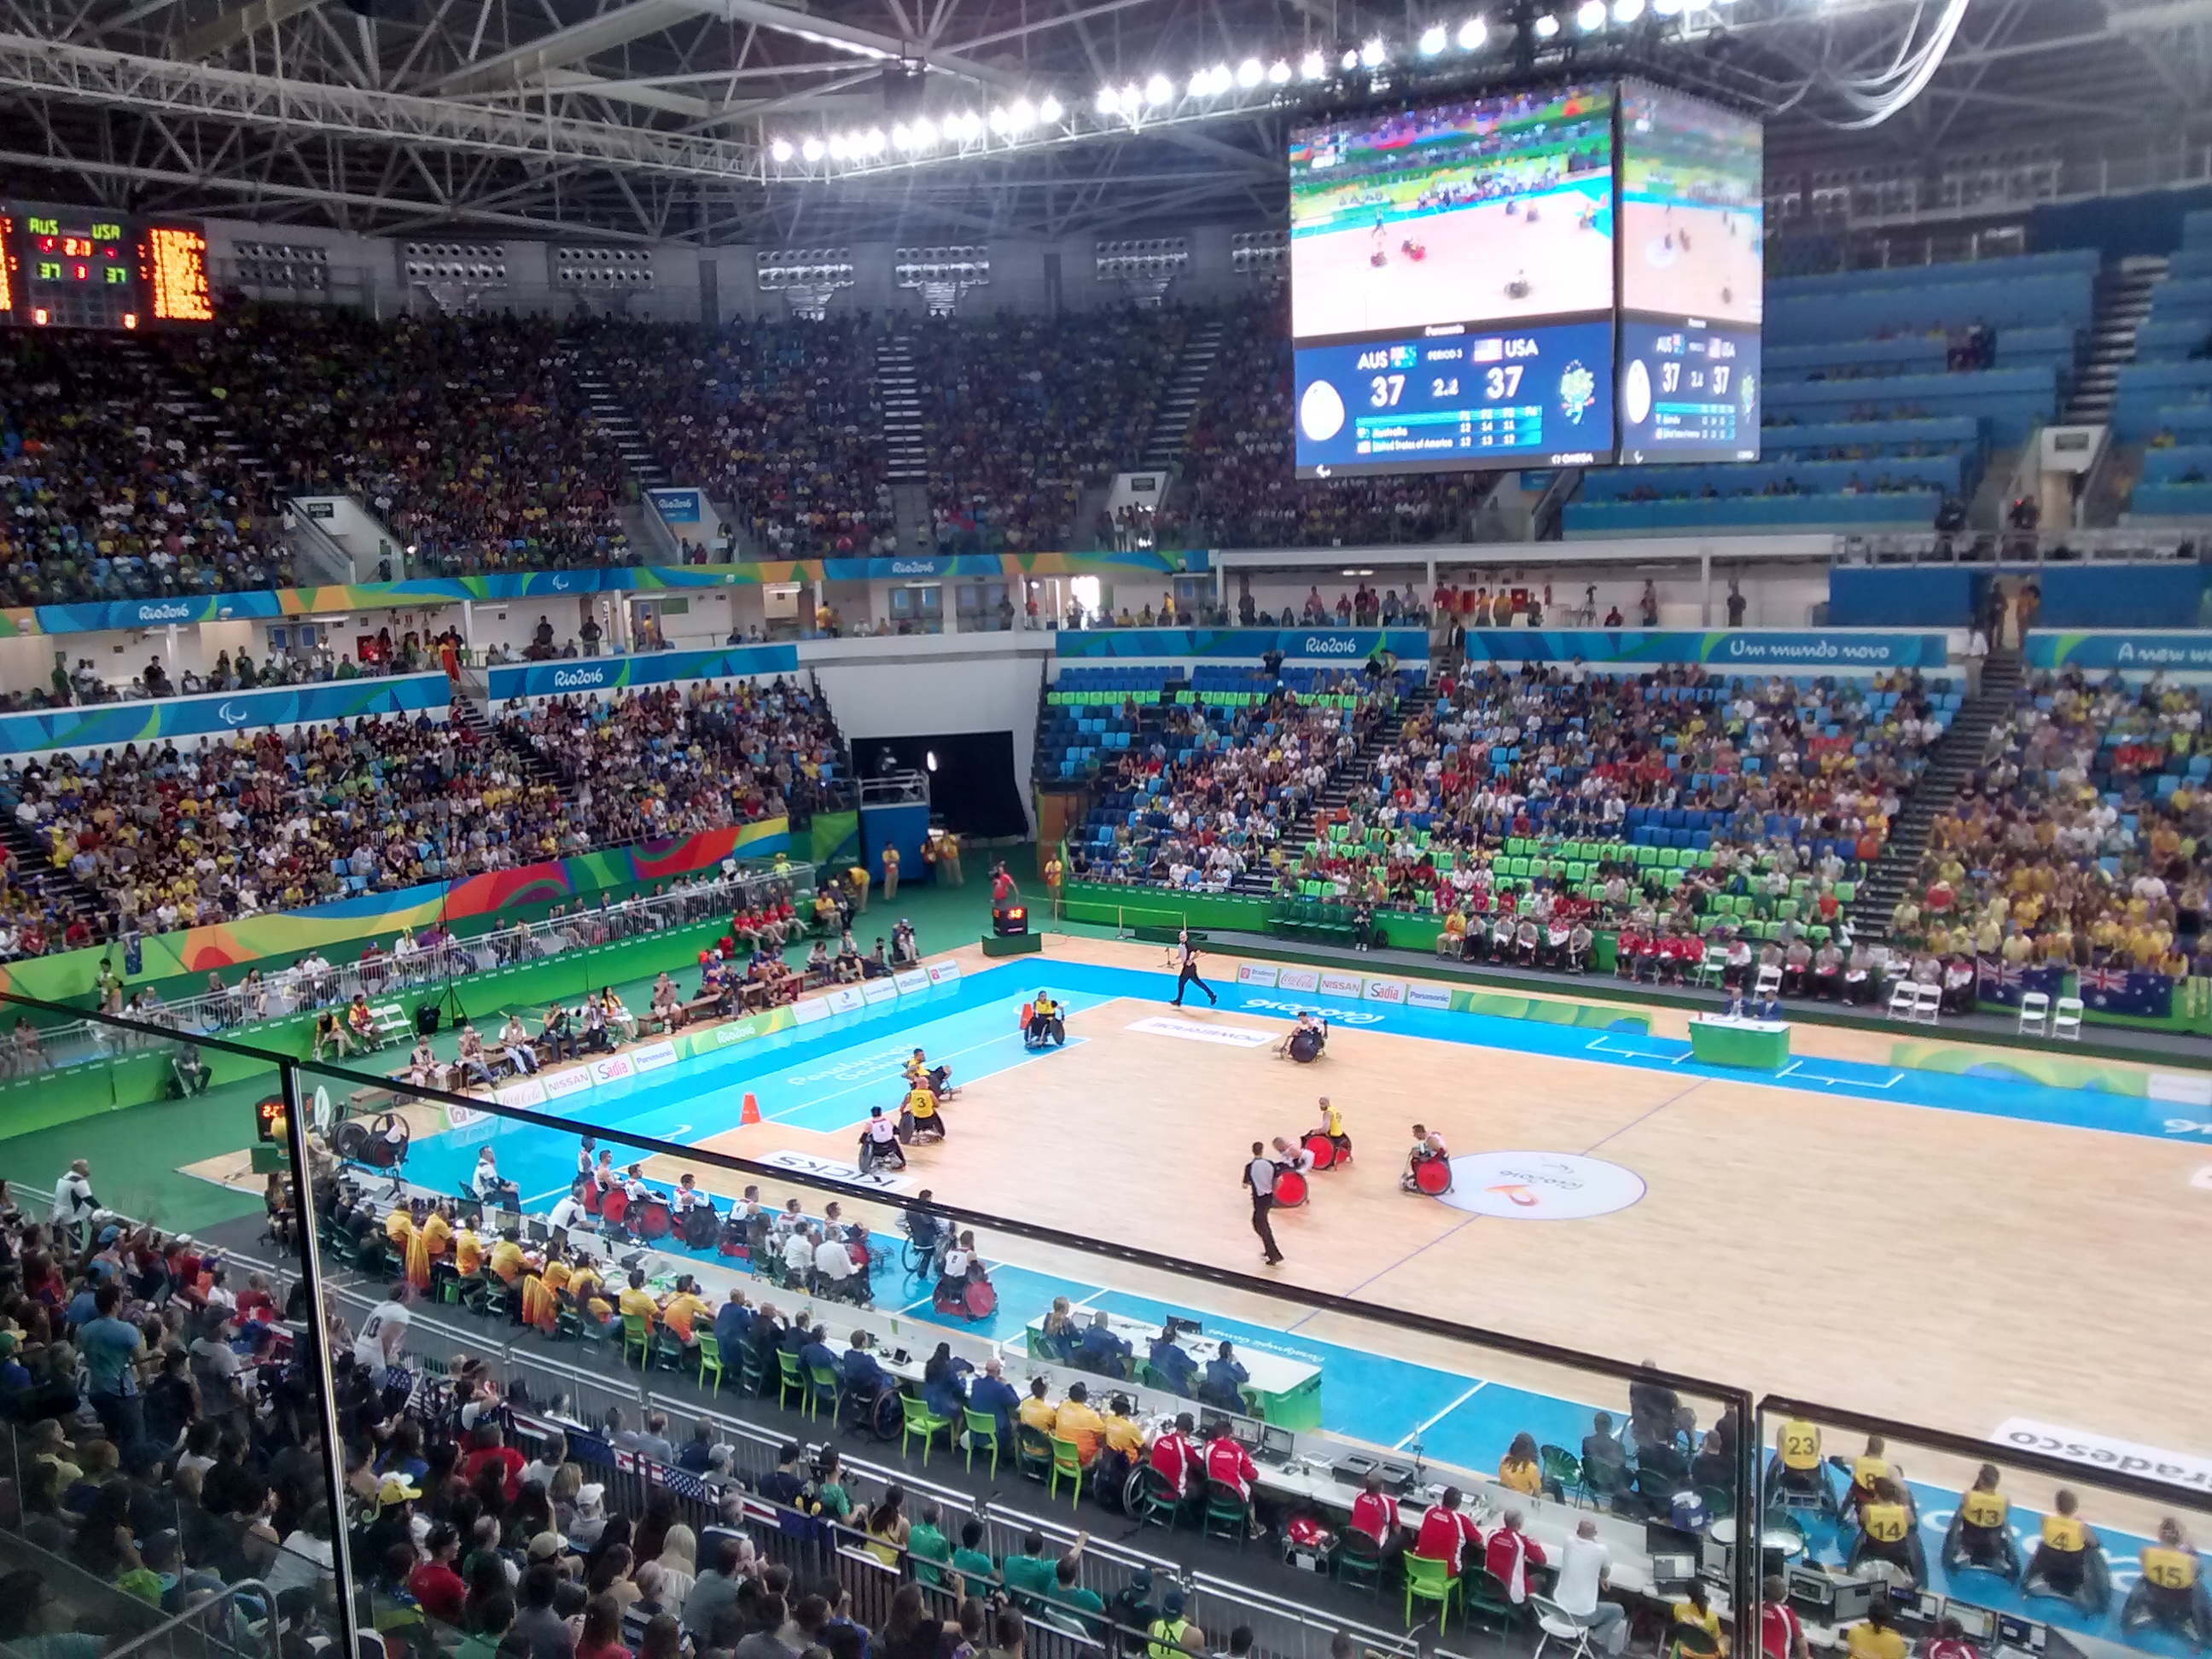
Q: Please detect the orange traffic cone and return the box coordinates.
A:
[740,1091,761,1126]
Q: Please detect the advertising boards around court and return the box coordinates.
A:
[2023,630,2212,673]
[485,643,800,703]
[862,980,899,1004]
[1318,969,1366,999]
[893,969,930,995]
[1236,963,1281,987]
[491,1081,545,1111]
[1407,983,1453,1011]
[825,987,866,1015]
[926,959,963,985]
[1054,627,1429,662]
[1363,978,1407,1004]
[1278,968,1321,993]
[543,1067,593,1100]
[792,997,833,1027]
[632,1039,679,1073]
[1459,629,1950,669]
[1994,1419,2212,1492]
[589,1053,637,1086]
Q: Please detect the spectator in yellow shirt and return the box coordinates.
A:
[618,1266,661,1324]
[1054,1382,1106,1466]
[1017,1376,1059,1438]
[1499,1432,1544,1498]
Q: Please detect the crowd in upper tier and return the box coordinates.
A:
[1897,670,2212,975]
[0,677,848,955]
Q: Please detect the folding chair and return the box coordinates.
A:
[1885,980,1919,1021]
[2016,992,2050,1037]
[1913,981,1944,1025]
[2052,996,2084,1040]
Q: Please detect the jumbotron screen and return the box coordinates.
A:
[0,201,214,330]
[1615,81,1763,463]
[1289,85,1620,474]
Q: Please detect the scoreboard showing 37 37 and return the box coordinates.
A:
[1288,79,1763,476]
[0,202,215,330]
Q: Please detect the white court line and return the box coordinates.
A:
[1394,1378,1490,1449]
[1581,1033,1691,1067]
[765,1023,1089,1126]
[1779,1062,1905,1091]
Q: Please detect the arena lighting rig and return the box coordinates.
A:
[763,0,1743,181]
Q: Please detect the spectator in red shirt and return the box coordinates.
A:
[1348,1471,1405,1561]
[1486,1508,1552,1604]
[1760,1576,1809,1659]
[408,1522,469,1625]
[1413,1487,1485,1575]
[460,1421,527,1501]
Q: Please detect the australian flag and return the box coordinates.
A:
[1974,957,2064,1008]
[2078,963,2176,1018]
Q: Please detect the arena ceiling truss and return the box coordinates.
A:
[0,0,2209,240]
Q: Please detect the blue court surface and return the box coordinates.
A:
[393,958,2189,1650]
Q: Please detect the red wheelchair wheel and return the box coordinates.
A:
[1275,1169,1309,1208]
[635,1199,673,1240]
[1414,1157,1452,1195]
[1302,1132,1336,1171]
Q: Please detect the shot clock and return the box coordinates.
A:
[0,201,214,329]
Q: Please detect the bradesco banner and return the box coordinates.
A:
[484,643,800,701]
[2024,631,2212,672]
[1461,630,1949,668]
[0,672,451,755]
[1056,628,1429,662]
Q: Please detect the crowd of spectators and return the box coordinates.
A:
[1066,671,1405,890]
[1150,302,1484,550]
[0,1170,338,1650]
[494,678,851,836]
[909,307,1189,553]
[573,317,895,558]
[1282,665,1941,921]
[1895,670,2212,975]
[0,715,585,943]
[0,330,294,606]
[164,305,632,577]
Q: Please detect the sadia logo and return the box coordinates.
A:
[1432,1151,1645,1220]
[1303,636,1361,655]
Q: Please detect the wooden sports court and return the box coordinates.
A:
[678,934,2212,1467]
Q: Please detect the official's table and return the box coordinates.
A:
[1688,1014,1791,1069]
[1016,1310,1324,1429]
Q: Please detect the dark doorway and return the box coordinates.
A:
[858,731,1026,840]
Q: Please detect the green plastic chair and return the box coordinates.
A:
[1016,1426,1054,1482]
[1540,1444,1583,1505]
[1336,1528,1384,1598]
[1202,1480,1250,1547]
[807,1362,841,1419]
[900,1394,954,1464]
[1462,1565,1525,1637]
[620,1312,653,1368]
[1049,1435,1086,1507]
[695,1333,723,1396]
[1404,1552,1460,1631]
[1133,1464,1183,1531]
[775,1349,806,1411]
[737,1349,766,1398]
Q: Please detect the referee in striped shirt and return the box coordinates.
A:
[1243,1142,1284,1266]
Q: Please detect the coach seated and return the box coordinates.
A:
[1147,1327,1200,1396]
[1073,1311,1132,1379]
[2021,1489,2111,1615]
[1943,1465,2023,1581]
[2122,1519,2212,1646]
[1437,906,1470,959]
[1198,1342,1249,1414]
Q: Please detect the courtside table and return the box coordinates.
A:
[1687,1014,1791,1070]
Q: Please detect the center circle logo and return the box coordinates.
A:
[1433,1151,1644,1220]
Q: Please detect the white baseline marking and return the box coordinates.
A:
[1395,1379,1491,1449]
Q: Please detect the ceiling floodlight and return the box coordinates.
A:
[1038,94,1062,121]
[1144,73,1173,103]
[801,136,825,160]
[1237,56,1265,85]
[1419,23,1447,53]
[1359,37,1387,65]
[1458,15,1487,44]
[771,137,794,161]
[1301,49,1326,78]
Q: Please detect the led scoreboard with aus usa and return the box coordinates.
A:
[0,202,215,330]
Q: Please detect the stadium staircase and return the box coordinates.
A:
[573,372,670,492]
[1228,674,1439,897]
[447,686,565,793]
[2065,254,2168,425]
[878,337,928,484]
[1138,317,1225,469]
[1844,649,2022,943]
[0,817,108,932]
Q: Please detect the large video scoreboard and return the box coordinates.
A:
[1288,79,1762,476]
[0,202,215,329]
